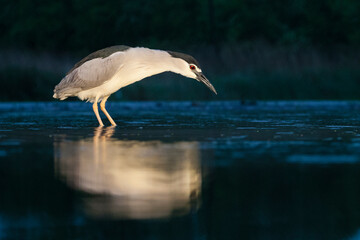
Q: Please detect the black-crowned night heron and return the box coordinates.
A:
[53,45,217,126]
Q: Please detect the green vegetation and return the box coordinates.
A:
[0,67,61,101]
[0,0,359,101]
[1,64,360,101]
[1,0,360,52]
[218,69,360,100]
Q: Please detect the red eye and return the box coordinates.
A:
[190,65,196,70]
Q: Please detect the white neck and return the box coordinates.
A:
[111,47,190,89]
[128,47,186,75]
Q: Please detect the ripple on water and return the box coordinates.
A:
[13,122,37,125]
[287,155,359,164]
[325,125,355,129]
[0,140,21,146]
[276,132,294,135]
[250,120,272,123]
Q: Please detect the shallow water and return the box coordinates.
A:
[1,101,360,240]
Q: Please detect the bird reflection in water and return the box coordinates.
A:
[54,127,202,219]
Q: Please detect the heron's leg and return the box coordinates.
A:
[100,96,117,126]
[92,98,104,126]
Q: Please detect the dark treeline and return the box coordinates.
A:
[1,0,360,101]
[1,0,360,53]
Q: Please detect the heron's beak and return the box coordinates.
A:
[196,73,217,95]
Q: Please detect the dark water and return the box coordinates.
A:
[1,101,360,240]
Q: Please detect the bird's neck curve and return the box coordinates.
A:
[129,47,187,76]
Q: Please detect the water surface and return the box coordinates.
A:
[1,101,360,240]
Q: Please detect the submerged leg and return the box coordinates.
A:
[92,97,104,126]
[100,96,117,126]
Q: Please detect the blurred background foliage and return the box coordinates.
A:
[0,0,359,101]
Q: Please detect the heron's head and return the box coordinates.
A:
[167,51,217,95]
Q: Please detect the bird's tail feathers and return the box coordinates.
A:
[52,93,68,100]
[53,87,81,100]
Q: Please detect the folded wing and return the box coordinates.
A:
[54,53,124,99]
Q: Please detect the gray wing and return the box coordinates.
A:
[54,52,125,97]
[66,45,130,74]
